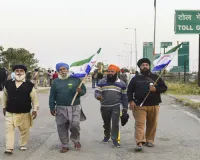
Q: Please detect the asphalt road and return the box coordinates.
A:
[1,84,200,160]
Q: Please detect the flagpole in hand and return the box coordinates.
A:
[71,74,88,106]
[139,65,167,106]
[71,48,101,106]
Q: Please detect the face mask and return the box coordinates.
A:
[15,73,26,82]
[107,73,117,82]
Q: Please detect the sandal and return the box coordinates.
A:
[60,147,69,153]
[145,142,154,147]
[20,146,28,151]
[4,149,13,154]
[72,141,81,149]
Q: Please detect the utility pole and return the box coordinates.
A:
[135,28,137,71]
[198,35,200,86]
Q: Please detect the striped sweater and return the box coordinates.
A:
[95,78,128,108]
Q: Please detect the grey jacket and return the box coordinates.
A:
[94,78,128,109]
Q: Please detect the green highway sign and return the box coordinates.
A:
[178,42,189,72]
[175,10,200,34]
[143,42,153,47]
[143,42,160,69]
[161,42,172,48]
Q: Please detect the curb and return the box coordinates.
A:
[167,94,200,109]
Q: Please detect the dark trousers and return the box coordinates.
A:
[0,80,5,91]
[92,79,96,88]
[50,79,53,86]
[101,105,121,141]
[96,79,100,85]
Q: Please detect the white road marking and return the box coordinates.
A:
[182,110,200,122]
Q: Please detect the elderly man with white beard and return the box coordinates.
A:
[49,62,87,153]
[2,65,39,155]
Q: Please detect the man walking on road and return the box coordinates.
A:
[49,62,87,153]
[53,71,58,80]
[119,69,128,86]
[32,68,39,89]
[127,58,167,152]
[2,65,39,154]
[95,64,128,148]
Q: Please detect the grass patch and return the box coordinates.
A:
[172,96,200,109]
[166,82,200,95]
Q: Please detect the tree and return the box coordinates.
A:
[0,46,4,52]
[0,46,4,68]
[1,48,39,71]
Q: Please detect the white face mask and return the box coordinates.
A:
[15,73,26,82]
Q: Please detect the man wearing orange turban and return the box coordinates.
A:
[108,64,120,73]
[95,64,128,148]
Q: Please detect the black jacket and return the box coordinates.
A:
[127,73,167,106]
[0,68,7,81]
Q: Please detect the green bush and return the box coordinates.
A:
[166,82,200,95]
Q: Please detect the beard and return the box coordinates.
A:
[107,73,117,82]
[15,74,26,82]
[58,72,70,79]
[140,68,150,76]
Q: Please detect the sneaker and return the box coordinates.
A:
[135,145,143,152]
[20,146,28,151]
[112,140,121,148]
[102,137,110,143]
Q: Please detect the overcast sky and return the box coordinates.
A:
[0,0,199,71]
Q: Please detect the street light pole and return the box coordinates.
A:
[125,28,137,70]
[135,28,137,71]
[121,50,130,68]
[124,43,132,69]
[117,55,120,66]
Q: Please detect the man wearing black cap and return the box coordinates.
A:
[2,65,39,154]
[127,58,167,152]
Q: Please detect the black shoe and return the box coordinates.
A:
[112,140,121,148]
[102,137,110,143]
[135,145,143,152]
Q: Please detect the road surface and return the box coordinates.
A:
[0,84,200,160]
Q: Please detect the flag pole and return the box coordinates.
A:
[139,65,167,107]
[140,42,183,106]
[71,74,88,105]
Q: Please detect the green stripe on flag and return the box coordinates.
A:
[70,54,94,67]
[70,48,101,67]
[97,48,101,54]
[165,43,182,54]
